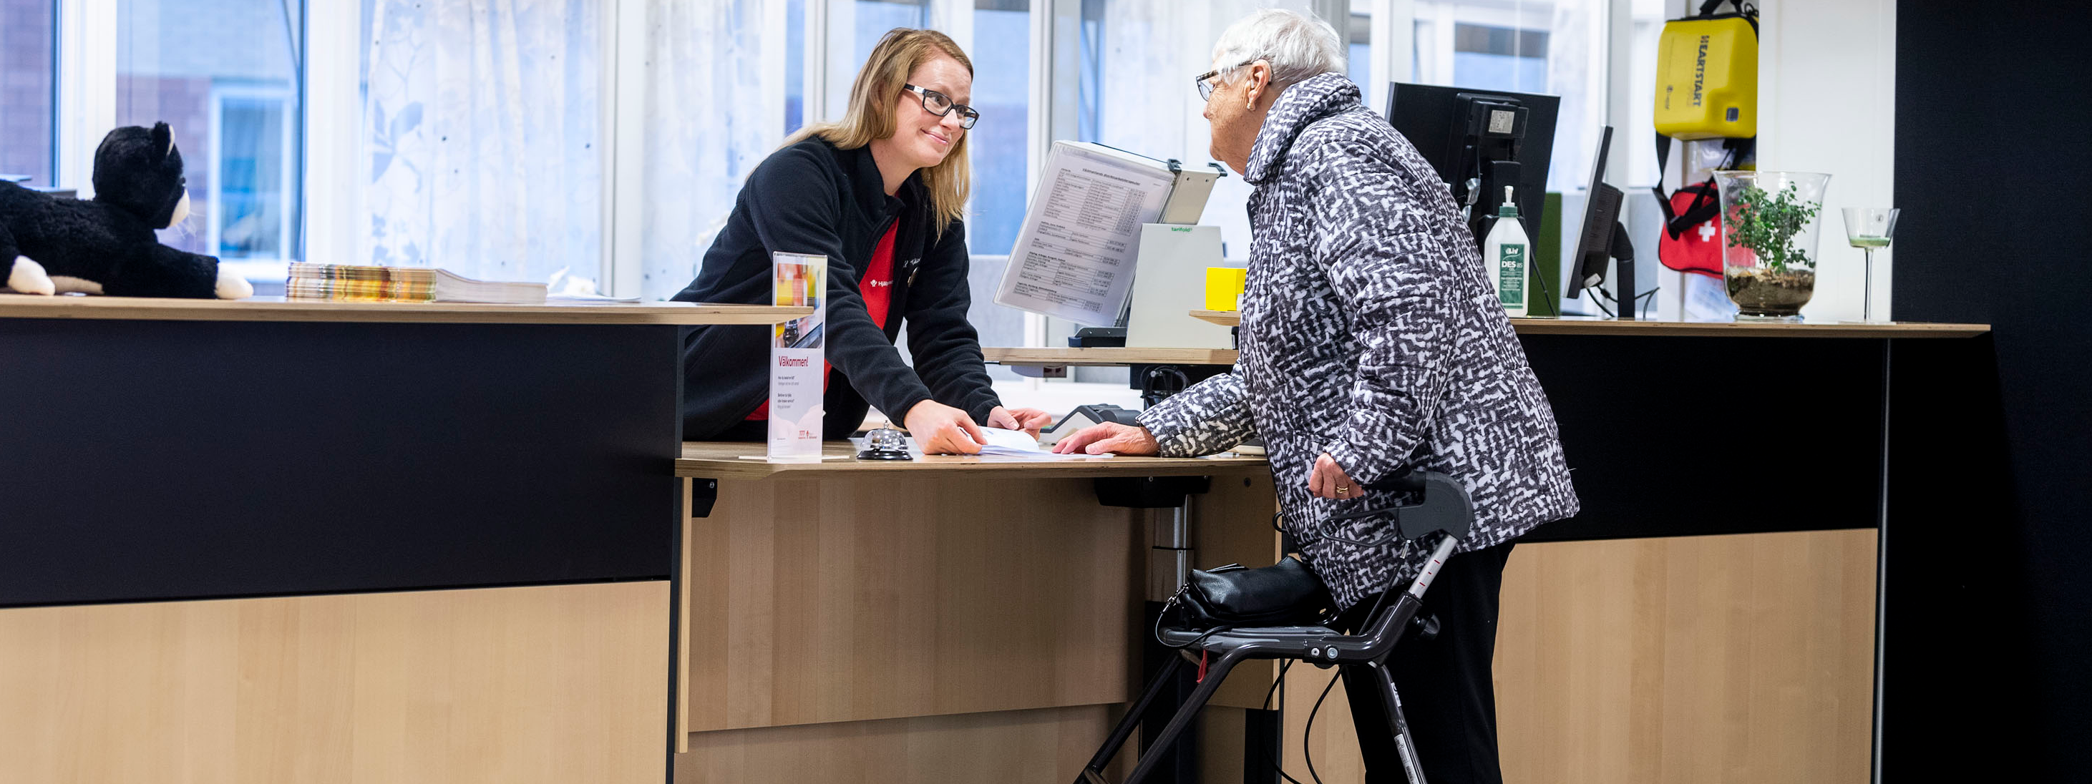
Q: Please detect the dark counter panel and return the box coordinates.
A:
[0,318,682,607]
[1517,334,1885,542]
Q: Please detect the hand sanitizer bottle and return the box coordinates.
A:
[1484,186,1531,317]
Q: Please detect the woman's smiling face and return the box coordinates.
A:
[888,54,972,170]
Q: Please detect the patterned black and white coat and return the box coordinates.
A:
[1138,73,1580,611]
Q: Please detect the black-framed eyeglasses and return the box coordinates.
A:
[1195,59,1261,102]
[902,84,979,129]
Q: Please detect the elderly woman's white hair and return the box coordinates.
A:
[1211,9,1346,88]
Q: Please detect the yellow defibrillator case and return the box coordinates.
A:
[1654,13,1758,140]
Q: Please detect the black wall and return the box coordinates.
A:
[1895,2,2092,778]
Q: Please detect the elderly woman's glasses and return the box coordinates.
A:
[902,84,980,129]
[1195,59,1261,102]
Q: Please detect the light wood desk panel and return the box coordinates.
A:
[684,475,1146,732]
[0,582,669,784]
[677,457,1281,769]
[1281,529,1878,784]
[678,705,1124,784]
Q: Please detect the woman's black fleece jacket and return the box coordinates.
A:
[671,136,1002,440]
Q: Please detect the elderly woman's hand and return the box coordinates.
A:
[1307,453,1358,500]
[1050,422,1160,455]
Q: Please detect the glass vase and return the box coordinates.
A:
[1715,171,1832,321]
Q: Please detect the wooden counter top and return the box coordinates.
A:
[677,441,1268,480]
[1191,310,1991,338]
[0,295,812,326]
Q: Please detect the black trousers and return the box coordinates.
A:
[1332,542,1516,784]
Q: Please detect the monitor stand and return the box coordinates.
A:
[1610,223,1638,321]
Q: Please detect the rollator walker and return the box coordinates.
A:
[1075,471,1474,784]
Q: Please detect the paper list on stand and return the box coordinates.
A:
[994,142,1177,325]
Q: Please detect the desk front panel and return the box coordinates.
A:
[677,469,1279,732]
[0,318,683,606]
[1519,334,1887,541]
[0,581,669,784]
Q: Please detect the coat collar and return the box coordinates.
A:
[1244,74,1363,185]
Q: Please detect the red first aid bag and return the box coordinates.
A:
[1652,134,1747,279]
[1657,181,1723,278]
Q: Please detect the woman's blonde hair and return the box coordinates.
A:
[787,28,973,238]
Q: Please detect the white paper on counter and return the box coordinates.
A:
[974,426,1115,460]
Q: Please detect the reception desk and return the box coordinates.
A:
[0,299,1990,784]
[0,296,805,784]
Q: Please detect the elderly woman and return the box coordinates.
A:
[1053,10,1578,784]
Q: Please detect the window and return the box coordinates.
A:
[1412,0,1605,194]
[117,0,303,270]
[1,0,57,189]
[967,0,1029,256]
[960,0,1033,383]
[1412,0,1670,316]
[358,0,601,286]
[1348,1,1372,98]
[786,0,807,133]
[827,0,930,117]
[207,85,293,260]
[1063,1,1246,385]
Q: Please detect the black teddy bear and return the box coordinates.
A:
[1,122,252,299]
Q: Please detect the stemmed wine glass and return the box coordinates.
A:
[1842,207,1899,323]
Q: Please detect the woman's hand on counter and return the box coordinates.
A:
[1051,422,1160,456]
[987,406,1054,437]
[1307,453,1357,500]
[905,400,989,455]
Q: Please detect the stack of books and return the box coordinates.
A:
[287,263,548,305]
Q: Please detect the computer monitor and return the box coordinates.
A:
[1385,83,1560,243]
[1563,126,1639,318]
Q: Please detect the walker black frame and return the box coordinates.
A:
[1074,471,1475,784]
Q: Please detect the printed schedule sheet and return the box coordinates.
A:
[994,142,1177,325]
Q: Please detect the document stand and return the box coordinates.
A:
[1075,472,1476,784]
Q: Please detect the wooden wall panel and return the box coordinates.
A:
[0,582,670,784]
[1281,530,1878,784]
[677,705,1126,784]
[684,476,1148,732]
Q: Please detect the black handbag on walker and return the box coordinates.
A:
[1165,556,1333,631]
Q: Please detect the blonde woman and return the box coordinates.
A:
[673,29,1049,453]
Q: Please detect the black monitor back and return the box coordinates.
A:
[1385,82,1560,236]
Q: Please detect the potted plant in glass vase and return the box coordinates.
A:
[1715,171,1831,321]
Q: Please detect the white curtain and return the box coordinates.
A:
[637,0,789,301]
[360,0,601,283]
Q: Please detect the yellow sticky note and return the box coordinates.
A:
[1205,267,1246,312]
